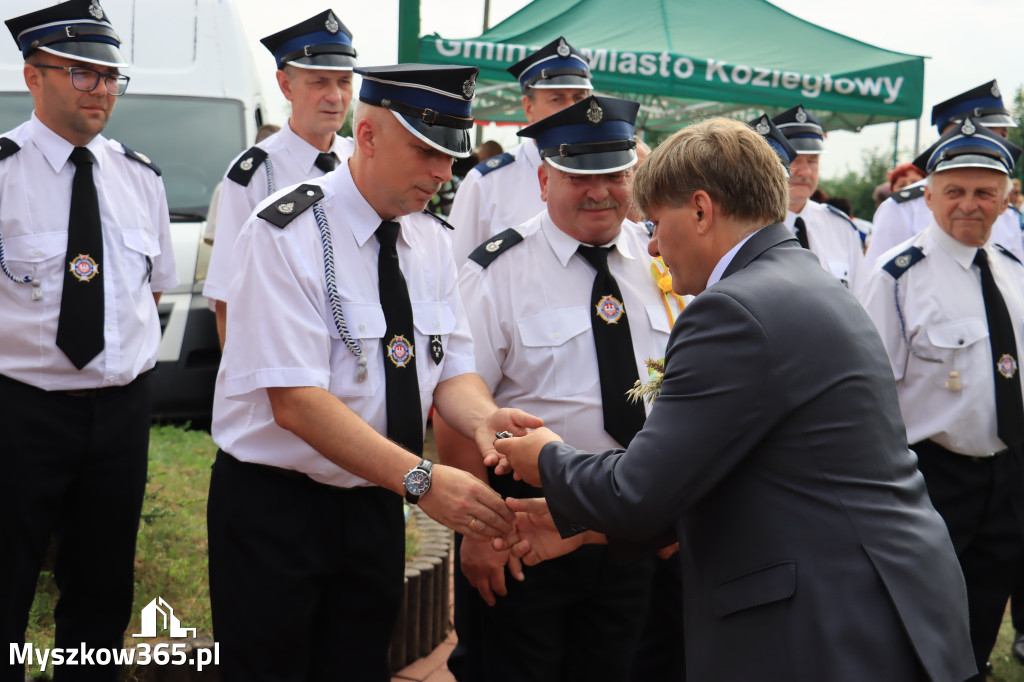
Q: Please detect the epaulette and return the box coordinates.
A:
[882,246,925,280]
[0,137,20,161]
[423,210,455,230]
[474,152,515,177]
[824,203,859,233]
[994,244,1023,266]
[468,228,525,268]
[890,185,925,204]
[121,144,161,175]
[256,184,323,229]
[227,146,269,187]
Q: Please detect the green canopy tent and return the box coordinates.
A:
[412,0,926,134]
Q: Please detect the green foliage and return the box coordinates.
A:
[1009,85,1023,181]
[818,146,892,220]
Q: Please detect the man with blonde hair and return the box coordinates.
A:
[497,118,976,681]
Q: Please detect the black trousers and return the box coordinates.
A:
[912,440,1024,679]
[207,451,405,682]
[1,372,151,682]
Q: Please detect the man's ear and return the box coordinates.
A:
[276,69,293,103]
[354,116,375,158]
[23,63,41,95]
[538,164,549,202]
[692,190,714,235]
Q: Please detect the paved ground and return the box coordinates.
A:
[391,543,457,682]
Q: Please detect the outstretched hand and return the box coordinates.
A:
[418,465,516,540]
[492,427,562,484]
[493,497,587,566]
[476,408,543,468]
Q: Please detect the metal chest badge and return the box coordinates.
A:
[595,295,624,324]
[998,354,1018,379]
[387,335,415,368]
[69,254,99,282]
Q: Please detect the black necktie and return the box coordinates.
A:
[577,245,647,447]
[974,249,1024,455]
[56,147,104,369]
[377,221,423,455]
[793,216,809,249]
[315,151,338,173]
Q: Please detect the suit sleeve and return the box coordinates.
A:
[538,290,784,542]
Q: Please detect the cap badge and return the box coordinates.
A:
[586,99,604,125]
[595,295,624,324]
[89,0,104,20]
[387,335,414,368]
[485,239,503,253]
[961,119,976,136]
[992,83,1001,98]
[277,202,295,215]
[556,39,571,58]
[756,120,770,135]
[325,13,340,34]
[895,254,912,269]
[795,107,807,123]
[240,157,253,171]
[998,353,1018,379]
[462,78,476,99]
[69,254,99,282]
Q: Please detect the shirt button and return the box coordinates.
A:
[107,325,113,331]
[32,250,41,257]
[553,332,560,339]
[359,325,366,332]
[958,339,964,345]
[107,376,115,383]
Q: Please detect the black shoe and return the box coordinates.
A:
[1013,632,1024,663]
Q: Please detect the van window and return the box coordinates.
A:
[0,93,245,221]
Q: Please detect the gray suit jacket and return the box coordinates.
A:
[539,223,975,682]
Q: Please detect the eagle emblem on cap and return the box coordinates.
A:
[795,107,807,123]
[325,12,340,34]
[756,120,770,135]
[961,119,976,136]
[462,78,476,99]
[557,38,571,58]
[277,202,295,215]
[992,83,1001,98]
[89,0,104,19]
[586,99,604,125]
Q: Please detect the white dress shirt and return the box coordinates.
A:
[859,222,1024,456]
[212,161,475,487]
[458,211,673,452]
[0,114,177,390]
[448,140,546,265]
[866,179,1024,267]
[203,120,354,303]
[786,200,868,293]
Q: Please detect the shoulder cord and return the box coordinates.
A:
[0,232,41,301]
[265,157,276,196]
[894,279,942,363]
[312,202,367,382]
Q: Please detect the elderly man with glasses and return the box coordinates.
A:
[0,2,176,680]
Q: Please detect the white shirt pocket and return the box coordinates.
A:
[925,318,989,388]
[412,300,457,392]
[327,301,385,397]
[517,306,598,398]
[1,231,64,305]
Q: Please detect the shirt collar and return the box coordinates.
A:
[707,229,758,289]
[541,212,636,267]
[283,118,341,174]
[333,159,397,248]
[926,220,981,271]
[29,113,107,174]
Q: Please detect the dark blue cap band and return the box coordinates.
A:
[359,78,472,119]
[532,120,635,153]
[274,29,353,64]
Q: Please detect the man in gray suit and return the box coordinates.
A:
[495,118,976,681]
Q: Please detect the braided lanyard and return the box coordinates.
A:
[312,202,367,382]
[0,233,41,299]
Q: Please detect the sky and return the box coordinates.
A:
[211,0,1024,179]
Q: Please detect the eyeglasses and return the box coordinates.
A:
[32,64,130,97]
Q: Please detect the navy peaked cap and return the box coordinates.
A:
[507,36,592,93]
[356,64,478,158]
[748,114,798,174]
[6,0,126,68]
[771,104,824,154]
[914,117,1021,176]
[931,80,1016,132]
[260,10,357,71]
[518,95,639,174]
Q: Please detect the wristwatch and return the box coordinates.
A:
[403,459,433,504]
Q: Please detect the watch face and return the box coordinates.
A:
[405,469,431,495]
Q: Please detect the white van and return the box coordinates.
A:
[0,0,265,422]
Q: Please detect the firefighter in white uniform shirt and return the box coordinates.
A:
[1,2,176,680]
[771,104,868,292]
[859,119,1024,679]
[203,9,357,346]
[866,80,1023,267]
[207,64,541,682]
[448,36,592,264]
